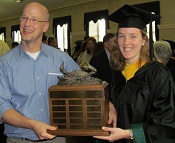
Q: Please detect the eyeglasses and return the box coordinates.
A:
[20,16,48,23]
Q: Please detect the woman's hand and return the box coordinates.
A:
[93,126,130,142]
[108,102,117,127]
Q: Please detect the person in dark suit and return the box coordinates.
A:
[90,33,116,84]
[88,33,116,143]
[153,40,175,83]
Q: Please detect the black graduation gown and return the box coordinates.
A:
[110,61,175,143]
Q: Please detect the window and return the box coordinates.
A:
[53,16,71,55]
[0,27,6,41]
[13,30,21,43]
[134,1,160,41]
[0,33,5,41]
[11,25,21,43]
[89,19,106,42]
[57,24,68,52]
[146,19,156,43]
[134,1,160,60]
[84,10,109,41]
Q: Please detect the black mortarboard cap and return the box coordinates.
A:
[108,4,160,30]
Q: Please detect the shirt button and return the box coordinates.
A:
[37,77,39,79]
[41,108,43,111]
[39,92,41,95]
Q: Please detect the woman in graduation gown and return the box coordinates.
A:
[93,4,175,143]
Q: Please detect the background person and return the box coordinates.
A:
[153,40,175,83]
[76,37,96,69]
[0,40,10,56]
[72,40,83,62]
[93,41,104,55]
[164,40,175,60]
[80,35,90,53]
[90,33,116,84]
[42,33,48,44]
[153,40,172,65]
[48,36,59,49]
[0,40,10,143]
[11,42,19,49]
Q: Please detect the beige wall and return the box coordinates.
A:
[1,0,175,54]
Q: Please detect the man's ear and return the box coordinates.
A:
[43,22,49,32]
[104,42,108,47]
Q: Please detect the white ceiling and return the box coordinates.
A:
[0,0,95,21]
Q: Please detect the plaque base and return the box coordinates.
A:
[47,129,109,136]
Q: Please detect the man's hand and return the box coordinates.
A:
[2,109,57,140]
[31,120,57,140]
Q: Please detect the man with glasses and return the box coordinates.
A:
[0,2,80,143]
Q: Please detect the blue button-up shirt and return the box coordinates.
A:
[0,43,80,140]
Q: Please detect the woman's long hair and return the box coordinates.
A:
[110,29,150,71]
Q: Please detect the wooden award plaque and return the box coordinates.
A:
[48,82,109,136]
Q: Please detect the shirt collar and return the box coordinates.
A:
[19,43,49,58]
[41,43,49,57]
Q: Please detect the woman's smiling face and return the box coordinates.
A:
[117,27,145,64]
